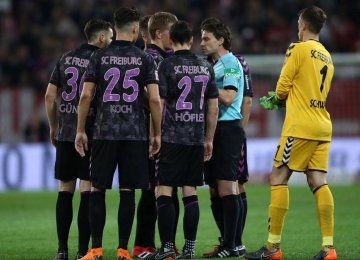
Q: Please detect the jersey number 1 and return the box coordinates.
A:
[319,65,328,93]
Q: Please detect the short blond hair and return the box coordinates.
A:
[148,12,178,40]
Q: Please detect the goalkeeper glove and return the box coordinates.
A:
[259,91,285,110]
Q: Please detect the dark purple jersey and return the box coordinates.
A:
[49,43,99,142]
[84,40,158,141]
[234,54,254,97]
[146,44,168,68]
[159,50,219,146]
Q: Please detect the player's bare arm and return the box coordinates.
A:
[147,83,162,155]
[241,96,252,128]
[44,83,60,146]
[218,88,237,107]
[75,81,94,157]
[204,98,219,161]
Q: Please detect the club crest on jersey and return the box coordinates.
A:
[224,68,240,79]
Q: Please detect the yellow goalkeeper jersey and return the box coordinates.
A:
[276,39,334,141]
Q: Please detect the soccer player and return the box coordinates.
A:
[45,19,113,260]
[136,15,151,50]
[199,18,254,257]
[244,6,336,260]
[143,20,219,260]
[75,7,162,260]
[133,11,178,258]
[200,19,245,258]
[203,56,253,258]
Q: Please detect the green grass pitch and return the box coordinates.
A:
[0,185,359,259]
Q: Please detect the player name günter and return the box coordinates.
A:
[101,56,142,65]
[60,103,95,115]
[64,57,89,68]
[110,104,133,113]
[174,65,209,75]
[310,99,326,109]
[175,112,204,122]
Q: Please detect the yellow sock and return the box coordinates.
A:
[314,185,334,247]
[267,185,289,246]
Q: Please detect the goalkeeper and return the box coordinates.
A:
[245,6,337,260]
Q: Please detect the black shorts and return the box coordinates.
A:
[145,157,156,190]
[237,138,249,184]
[156,142,204,187]
[90,140,149,190]
[55,141,90,181]
[204,120,245,188]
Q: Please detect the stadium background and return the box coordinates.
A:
[0,1,359,259]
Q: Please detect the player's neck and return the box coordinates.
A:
[116,33,134,42]
[212,48,229,63]
[151,40,166,51]
[302,31,319,42]
[172,43,191,52]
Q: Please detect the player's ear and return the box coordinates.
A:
[189,36,194,46]
[218,37,224,47]
[99,33,105,43]
[155,29,162,39]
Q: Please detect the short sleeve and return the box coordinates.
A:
[223,64,242,90]
[84,52,99,83]
[143,53,159,85]
[49,58,61,87]
[158,60,167,98]
[205,65,219,99]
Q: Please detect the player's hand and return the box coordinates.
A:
[75,132,88,157]
[259,91,285,110]
[204,140,213,161]
[49,127,57,147]
[149,135,161,157]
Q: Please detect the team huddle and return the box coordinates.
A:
[45,5,336,260]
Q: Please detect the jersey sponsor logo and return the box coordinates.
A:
[310,99,326,109]
[224,68,240,79]
[310,50,332,64]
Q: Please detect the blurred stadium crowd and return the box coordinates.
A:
[0,0,359,142]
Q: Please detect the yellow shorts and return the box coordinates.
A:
[273,136,330,172]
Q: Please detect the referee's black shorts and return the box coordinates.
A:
[55,141,91,181]
[90,140,149,190]
[204,120,246,188]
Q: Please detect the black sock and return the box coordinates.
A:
[89,191,106,248]
[56,191,74,252]
[118,190,135,249]
[210,196,223,238]
[221,194,239,249]
[234,194,244,246]
[240,192,247,236]
[157,195,175,249]
[183,195,199,250]
[172,189,180,244]
[77,191,90,254]
[134,189,157,247]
